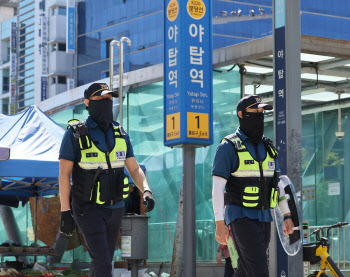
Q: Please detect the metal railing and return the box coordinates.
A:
[309,224,350,271]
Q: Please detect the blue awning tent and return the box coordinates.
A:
[0,105,145,209]
[0,106,65,208]
[0,106,147,245]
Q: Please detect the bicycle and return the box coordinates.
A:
[303,222,349,277]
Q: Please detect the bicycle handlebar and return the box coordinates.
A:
[332,222,349,228]
[310,222,349,240]
[311,228,321,236]
[326,222,349,238]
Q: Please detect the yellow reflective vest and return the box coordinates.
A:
[69,120,129,205]
[223,134,278,209]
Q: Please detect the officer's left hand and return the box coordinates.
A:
[143,190,155,213]
[60,210,75,237]
[216,252,223,264]
[283,218,295,235]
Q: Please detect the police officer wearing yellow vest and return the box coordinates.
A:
[212,95,294,277]
[58,83,154,277]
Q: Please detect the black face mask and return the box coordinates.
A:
[239,111,264,144]
[88,98,113,132]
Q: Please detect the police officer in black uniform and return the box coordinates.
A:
[212,95,294,276]
[58,83,154,277]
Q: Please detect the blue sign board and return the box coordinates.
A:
[164,0,213,147]
[41,76,48,101]
[274,0,288,275]
[66,0,75,54]
[275,26,287,174]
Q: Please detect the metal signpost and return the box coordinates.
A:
[164,0,213,275]
[110,37,131,126]
[273,0,303,276]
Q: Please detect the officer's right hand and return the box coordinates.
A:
[143,190,155,213]
[215,220,229,245]
[60,210,75,236]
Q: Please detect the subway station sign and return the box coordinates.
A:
[274,0,288,275]
[164,0,213,147]
[274,1,287,179]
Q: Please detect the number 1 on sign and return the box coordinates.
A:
[166,113,180,140]
[187,112,209,139]
[195,116,199,128]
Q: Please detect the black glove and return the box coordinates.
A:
[143,190,155,213]
[60,210,75,236]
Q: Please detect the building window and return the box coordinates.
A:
[51,6,66,16]
[2,77,9,94]
[58,76,67,84]
[6,41,10,63]
[105,39,113,59]
[58,7,67,15]
[58,43,66,51]
[52,76,68,85]
[2,100,9,115]
[52,43,66,52]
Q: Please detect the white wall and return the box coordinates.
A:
[0,7,15,23]
[48,83,67,98]
[48,50,73,74]
[49,15,66,42]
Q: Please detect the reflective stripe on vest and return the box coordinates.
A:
[78,126,127,170]
[96,181,105,205]
[123,177,129,199]
[227,136,275,178]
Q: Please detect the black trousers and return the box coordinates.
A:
[224,257,236,277]
[72,198,124,277]
[229,217,271,277]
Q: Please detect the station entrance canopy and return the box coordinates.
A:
[213,34,350,115]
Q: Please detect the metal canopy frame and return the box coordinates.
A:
[213,34,350,112]
[0,177,58,195]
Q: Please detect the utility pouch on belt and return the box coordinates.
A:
[89,166,103,204]
[92,170,129,205]
[270,172,280,208]
[96,174,113,204]
[242,186,259,207]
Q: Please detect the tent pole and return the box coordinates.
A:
[34,195,37,245]
[34,194,38,263]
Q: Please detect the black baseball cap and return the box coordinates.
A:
[236,95,273,115]
[84,83,114,99]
